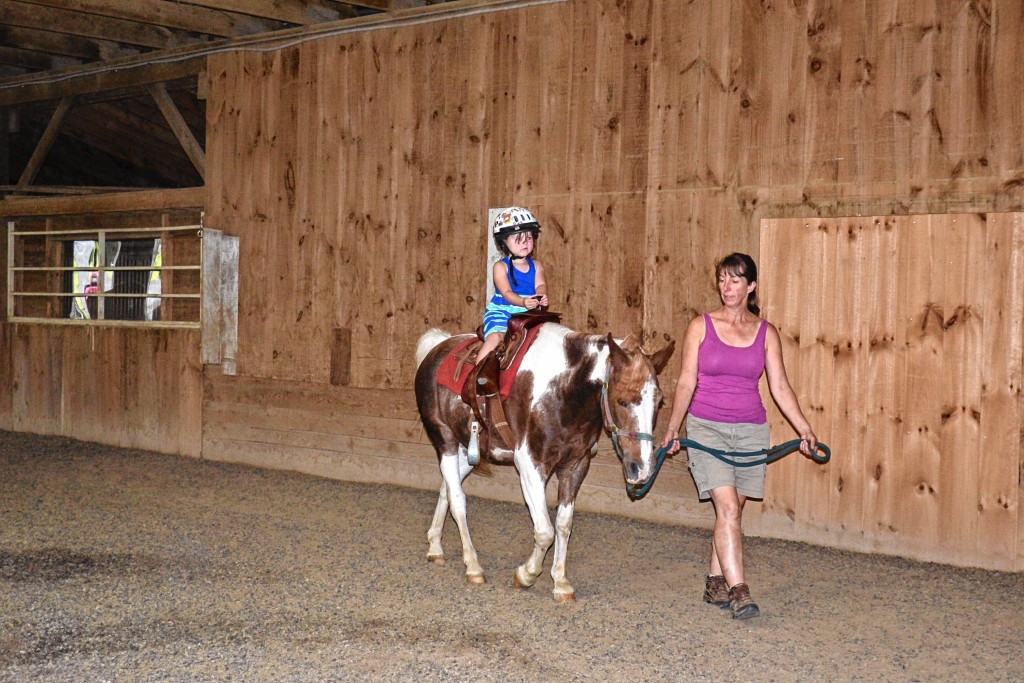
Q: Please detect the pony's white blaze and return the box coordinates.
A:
[632,377,661,480]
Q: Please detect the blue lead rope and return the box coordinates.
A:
[626,438,831,501]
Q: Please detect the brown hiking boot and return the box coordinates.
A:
[728,583,760,620]
[703,575,729,608]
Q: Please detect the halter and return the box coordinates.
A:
[600,382,655,462]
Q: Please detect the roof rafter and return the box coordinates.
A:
[173,0,356,25]
[0,25,140,61]
[4,0,204,51]
[17,95,74,188]
[9,0,288,38]
[148,82,206,179]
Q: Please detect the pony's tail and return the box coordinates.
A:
[415,328,451,368]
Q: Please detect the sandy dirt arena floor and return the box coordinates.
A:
[1,429,1022,682]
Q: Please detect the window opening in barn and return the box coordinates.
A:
[65,238,160,321]
[7,221,201,328]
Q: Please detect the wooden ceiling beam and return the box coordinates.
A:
[11,0,287,38]
[0,54,204,106]
[177,0,354,25]
[0,185,142,195]
[0,25,140,62]
[3,1,203,51]
[120,92,203,137]
[0,186,204,217]
[18,76,197,110]
[0,66,30,79]
[0,0,535,107]
[0,47,73,71]
[341,0,427,10]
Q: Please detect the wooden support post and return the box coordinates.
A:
[0,108,9,187]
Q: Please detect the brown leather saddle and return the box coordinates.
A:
[451,310,561,452]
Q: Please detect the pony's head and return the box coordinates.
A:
[601,334,675,491]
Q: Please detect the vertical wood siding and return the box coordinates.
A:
[758,214,1022,569]
[4,325,203,457]
[62,0,1020,570]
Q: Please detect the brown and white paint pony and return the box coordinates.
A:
[414,322,674,602]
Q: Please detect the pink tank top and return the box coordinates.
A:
[689,313,768,424]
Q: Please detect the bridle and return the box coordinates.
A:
[600,381,655,464]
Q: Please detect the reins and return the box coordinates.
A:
[600,374,831,502]
[624,437,831,501]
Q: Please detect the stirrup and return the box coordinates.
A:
[467,421,480,466]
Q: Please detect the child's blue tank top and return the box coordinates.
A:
[490,258,536,305]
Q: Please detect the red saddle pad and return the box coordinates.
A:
[434,325,544,401]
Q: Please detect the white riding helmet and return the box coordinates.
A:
[492,207,541,253]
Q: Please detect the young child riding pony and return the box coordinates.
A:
[475,206,549,366]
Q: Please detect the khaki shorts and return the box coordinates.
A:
[685,415,770,501]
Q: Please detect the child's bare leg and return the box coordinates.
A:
[475,331,503,365]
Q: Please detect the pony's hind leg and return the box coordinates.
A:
[438,450,486,583]
[426,483,448,564]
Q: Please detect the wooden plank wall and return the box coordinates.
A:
[4,325,203,456]
[757,214,1023,570]
[195,0,1024,570]
[0,197,204,455]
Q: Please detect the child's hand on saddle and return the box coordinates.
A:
[524,295,544,310]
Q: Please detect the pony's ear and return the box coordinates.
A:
[607,333,629,369]
[617,332,640,352]
[649,339,675,375]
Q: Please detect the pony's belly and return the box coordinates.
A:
[488,446,515,465]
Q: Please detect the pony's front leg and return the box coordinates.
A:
[549,502,576,602]
[548,456,590,602]
[513,452,554,591]
[438,451,486,583]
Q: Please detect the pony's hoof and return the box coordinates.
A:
[554,591,576,604]
[426,554,445,564]
[466,572,486,585]
[513,567,535,589]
